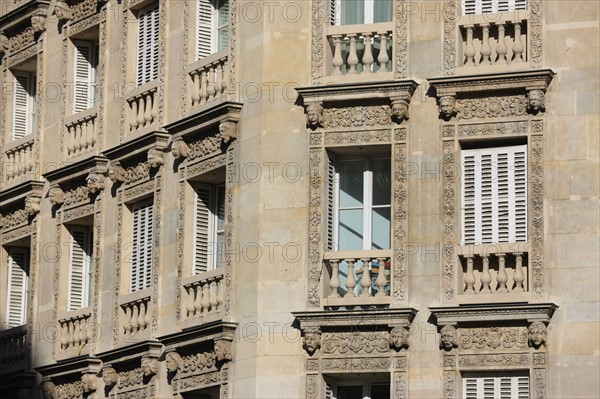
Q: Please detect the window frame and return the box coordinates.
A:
[193,182,226,274]
[4,246,30,328]
[130,198,154,292]
[136,2,160,86]
[66,225,94,311]
[72,39,99,114]
[326,379,391,399]
[195,0,230,60]
[462,370,530,399]
[461,0,528,16]
[331,0,393,26]
[11,69,36,141]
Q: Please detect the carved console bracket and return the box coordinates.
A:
[36,356,103,399]
[0,0,50,57]
[430,302,558,327]
[0,180,44,232]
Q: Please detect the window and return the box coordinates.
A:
[325,381,390,399]
[462,0,527,15]
[5,247,29,328]
[136,2,159,85]
[462,372,529,399]
[329,155,391,251]
[12,70,36,140]
[331,0,393,25]
[67,226,93,311]
[73,40,99,113]
[196,0,229,59]
[461,144,527,245]
[131,200,154,291]
[193,183,225,273]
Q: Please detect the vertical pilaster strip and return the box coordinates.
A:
[34,40,43,177]
[533,367,546,399]
[530,132,544,298]
[97,6,107,149]
[157,0,166,124]
[59,36,67,164]
[395,0,408,78]
[442,137,457,302]
[228,0,238,98]
[311,0,326,84]
[223,144,235,318]
[52,215,62,357]
[90,196,102,353]
[112,192,123,346]
[175,173,185,326]
[442,0,457,76]
[119,1,128,142]
[180,0,189,114]
[26,218,38,370]
[306,373,319,399]
[151,174,162,336]
[529,0,543,69]
[393,371,407,399]
[443,369,457,399]
[393,135,408,304]
[307,147,323,308]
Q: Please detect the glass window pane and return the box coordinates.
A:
[372,158,391,206]
[215,231,224,268]
[370,383,391,399]
[374,0,393,22]
[339,209,364,250]
[338,386,363,399]
[342,0,365,25]
[372,207,391,249]
[339,159,364,208]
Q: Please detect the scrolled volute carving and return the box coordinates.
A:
[527,89,545,114]
[305,102,324,130]
[41,378,56,399]
[303,328,321,356]
[440,325,458,351]
[147,148,165,169]
[24,194,41,216]
[81,373,97,394]
[389,326,409,350]
[214,339,233,362]
[108,162,127,183]
[31,11,47,33]
[391,100,409,124]
[86,172,105,194]
[528,321,547,349]
[171,138,190,159]
[54,1,71,22]
[219,121,238,144]
[439,96,457,120]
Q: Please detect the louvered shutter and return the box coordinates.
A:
[194,185,212,274]
[326,153,337,251]
[6,247,29,328]
[196,0,213,59]
[68,226,92,310]
[330,0,341,25]
[463,374,529,399]
[463,0,527,14]
[324,383,333,399]
[137,3,159,85]
[214,185,226,269]
[73,41,94,113]
[12,71,32,140]
[461,145,527,245]
[131,200,153,291]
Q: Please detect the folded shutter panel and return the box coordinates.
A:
[6,248,29,327]
[196,0,213,59]
[194,185,212,274]
[73,41,93,113]
[12,71,31,140]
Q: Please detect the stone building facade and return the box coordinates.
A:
[0,0,598,398]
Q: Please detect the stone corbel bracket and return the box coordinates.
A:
[53,0,71,23]
[159,321,238,351]
[98,340,164,368]
[36,356,103,390]
[0,179,44,222]
[102,130,170,175]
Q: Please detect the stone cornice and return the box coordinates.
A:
[103,131,170,164]
[0,179,44,208]
[428,69,555,98]
[164,101,243,139]
[296,80,419,104]
[35,357,102,379]
[0,1,49,33]
[429,302,558,326]
[159,321,238,349]
[293,308,418,329]
[43,155,108,186]
[97,340,163,366]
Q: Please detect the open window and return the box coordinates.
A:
[193,183,225,274]
[196,0,229,59]
[330,0,393,25]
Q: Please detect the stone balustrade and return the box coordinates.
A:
[0,325,26,369]
[458,12,530,69]
[457,243,529,297]
[188,50,229,108]
[58,309,92,350]
[126,81,158,133]
[119,291,151,336]
[322,250,392,307]
[327,22,393,76]
[4,136,34,183]
[182,268,225,319]
[64,107,98,158]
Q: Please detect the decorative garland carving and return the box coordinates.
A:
[307,148,323,308]
[393,143,408,302]
[151,176,162,336]
[321,357,391,370]
[68,12,100,37]
[458,121,528,136]
[393,371,406,399]
[223,146,235,317]
[117,368,143,389]
[158,0,166,124]
[2,224,32,243]
[395,0,408,78]
[59,36,67,165]
[26,219,38,370]
[175,177,185,325]
[534,368,545,399]
[310,0,326,84]
[173,370,222,394]
[96,7,107,150]
[459,327,529,350]
[459,353,530,367]
[62,203,94,222]
[51,217,62,357]
[188,135,222,161]
[443,370,455,399]
[530,135,544,298]
[125,162,150,185]
[185,153,227,180]
[321,331,390,354]
[64,185,90,206]
[456,96,527,119]
[69,0,97,23]
[90,196,102,353]
[119,4,128,141]
[442,0,457,76]
[324,130,392,145]
[228,0,238,94]
[112,192,123,346]
[181,0,190,113]
[9,27,35,53]
[323,106,392,128]
[441,140,456,302]
[443,125,455,138]
[55,380,83,399]
[1,209,29,230]
[394,356,407,369]
[178,350,218,375]
[529,0,543,69]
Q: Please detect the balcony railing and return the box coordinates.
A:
[4,136,34,183]
[58,309,92,351]
[187,50,229,108]
[457,11,530,71]
[119,290,151,336]
[322,250,392,307]
[182,268,225,322]
[0,325,27,370]
[326,22,393,79]
[64,107,98,158]
[457,242,529,301]
[126,81,158,134]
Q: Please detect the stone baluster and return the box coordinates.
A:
[194,283,203,314]
[214,63,222,98]
[130,303,139,333]
[362,33,374,73]
[6,152,14,180]
[513,252,525,291]
[191,71,200,106]
[75,123,82,153]
[60,322,69,349]
[375,258,387,296]
[74,319,81,346]
[207,65,217,100]
[347,34,359,74]
[151,91,158,123]
[136,96,145,127]
[123,305,132,334]
[512,21,524,62]
[91,118,97,148]
[496,253,508,293]
[480,255,492,294]
[329,259,341,298]
[222,60,229,94]
[201,70,209,103]
[464,25,476,66]
[201,284,210,313]
[464,255,476,294]
[377,33,389,72]
[480,23,492,65]
[86,119,94,150]
[27,145,33,172]
[138,301,146,330]
[218,279,224,310]
[129,100,138,131]
[496,23,507,64]
[67,126,75,155]
[331,35,343,75]
[143,93,153,126]
[360,259,371,297]
[344,259,357,298]
[209,279,219,311]
[187,286,196,316]
[144,300,151,327]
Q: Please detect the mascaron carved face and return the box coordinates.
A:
[48,187,65,206]
[24,196,40,216]
[147,149,164,169]
[528,322,547,348]
[165,351,184,373]
[31,14,46,33]
[440,325,458,351]
[41,380,56,399]
[219,122,237,143]
[305,103,324,129]
[81,374,97,394]
[141,357,159,377]
[303,331,321,355]
[389,326,407,349]
[102,367,118,388]
[215,340,233,362]
[527,90,545,113]
[439,96,456,120]
[172,139,189,159]
[391,100,409,123]
[86,173,105,194]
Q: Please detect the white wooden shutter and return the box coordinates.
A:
[196,0,213,59]
[194,185,212,274]
[131,200,153,291]
[330,0,341,25]
[73,41,94,113]
[463,0,527,14]
[324,383,334,399]
[461,145,527,245]
[463,374,529,399]
[12,71,33,140]
[326,153,337,251]
[68,226,92,310]
[137,3,159,85]
[6,247,29,328]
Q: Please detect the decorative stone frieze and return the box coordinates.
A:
[1,208,29,230]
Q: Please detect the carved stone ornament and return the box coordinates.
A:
[303,329,321,356]
[48,185,65,206]
[147,148,165,169]
[391,100,409,124]
[108,162,127,183]
[31,12,47,34]
[0,33,9,54]
[439,96,456,120]
[41,379,56,399]
[219,121,238,144]
[389,326,408,350]
[322,331,390,354]
[81,373,97,394]
[305,103,324,130]
[215,340,233,362]
[171,138,190,159]
[86,172,105,194]
[165,350,185,373]
[440,325,458,351]
[55,1,71,22]
[141,356,159,378]
[528,321,547,349]
[527,89,546,114]
[102,366,118,390]
[24,195,41,216]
